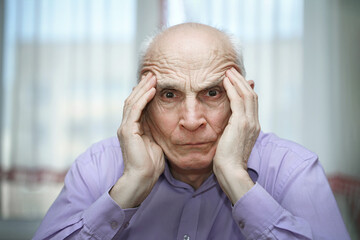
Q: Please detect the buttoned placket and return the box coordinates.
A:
[176,193,201,240]
[163,162,219,240]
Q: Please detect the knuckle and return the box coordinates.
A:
[253,123,261,135]
[240,119,248,129]
[131,103,141,111]
[246,92,257,101]
[124,98,131,107]
[248,121,256,130]
[244,93,252,100]
[256,124,261,132]
[118,125,128,137]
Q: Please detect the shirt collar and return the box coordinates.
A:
[163,160,217,194]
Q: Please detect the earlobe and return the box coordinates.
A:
[247,80,255,90]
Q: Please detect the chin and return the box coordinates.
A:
[166,149,216,172]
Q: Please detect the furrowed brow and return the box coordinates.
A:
[156,81,183,91]
[199,77,224,90]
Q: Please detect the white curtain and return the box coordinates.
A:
[1,0,137,218]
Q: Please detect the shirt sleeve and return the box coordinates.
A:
[33,148,137,240]
[232,157,350,240]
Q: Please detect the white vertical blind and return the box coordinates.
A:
[1,0,137,218]
[2,0,137,171]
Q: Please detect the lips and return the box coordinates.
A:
[183,142,207,145]
[172,135,218,146]
[179,142,213,146]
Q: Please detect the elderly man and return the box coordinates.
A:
[34,23,349,239]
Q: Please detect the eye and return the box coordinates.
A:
[206,89,218,97]
[160,90,177,99]
[165,91,175,98]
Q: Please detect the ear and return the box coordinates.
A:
[247,80,255,90]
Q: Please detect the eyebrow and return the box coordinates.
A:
[156,81,183,91]
[156,77,225,91]
[201,77,224,90]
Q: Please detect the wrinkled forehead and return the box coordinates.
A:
[141,40,237,91]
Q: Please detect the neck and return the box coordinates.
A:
[168,162,213,190]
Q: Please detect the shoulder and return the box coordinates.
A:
[76,136,123,165]
[252,132,321,197]
[84,136,121,156]
[255,131,317,162]
[66,137,124,194]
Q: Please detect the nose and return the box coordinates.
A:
[179,97,206,131]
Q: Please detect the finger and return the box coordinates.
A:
[223,77,245,118]
[227,70,259,125]
[226,69,257,119]
[126,87,156,124]
[125,72,154,111]
[230,67,253,92]
[123,74,156,121]
[247,80,255,90]
[141,72,148,81]
[230,69,259,121]
[127,72,155,105]
[246,79,259,122]
[225,68,248,96]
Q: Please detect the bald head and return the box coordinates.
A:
[150,23,230,58]
[138,23,246,80]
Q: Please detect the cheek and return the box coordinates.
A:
[205,101,231,133]
[146,101,179,139]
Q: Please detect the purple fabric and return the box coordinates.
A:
[33,131,350,239]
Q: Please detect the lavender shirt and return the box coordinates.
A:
[34,132,349,239]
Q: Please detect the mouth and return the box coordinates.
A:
[180,142,213,147]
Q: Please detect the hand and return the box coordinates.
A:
[118,72,165,179]
[110,72,165,208]
[213,67,260,203]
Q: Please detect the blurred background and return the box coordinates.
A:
[0,0,359,239]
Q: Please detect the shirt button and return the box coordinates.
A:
[238,221,245,229]
[183,234,190,240]
[110,221,118,230]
